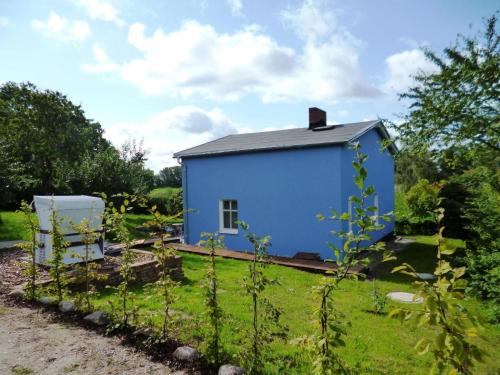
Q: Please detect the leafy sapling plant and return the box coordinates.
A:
[390,208,485,374]
[143,203,180,340]
[17,201,39,301]
[370,280,388,315]
[198,232,226,366]
[48,205,69,303]
[71,218,107,313]
[100,192,139,328]
[239,221,288,375]
[308,142,392,374]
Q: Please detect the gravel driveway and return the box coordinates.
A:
[0,298,178,375]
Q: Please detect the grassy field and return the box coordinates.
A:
[148,186,181,199]
[0,211,175,241]
[90,236,499,374]
[0,211,34,241]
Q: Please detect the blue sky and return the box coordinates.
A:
[0,0,497,171]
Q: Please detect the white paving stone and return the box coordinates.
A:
[387,292,423,304]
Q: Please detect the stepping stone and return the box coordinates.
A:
[173,346,200,362]
[8,286,24,298]
[417,273,436,281]
[387,292,423,304]
[59,301,75,312]
[219,364,245,375]
[39,296,55,306]
[84,311,108,326]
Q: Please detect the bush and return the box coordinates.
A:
[463,180,500,306]
[439,178,471,239]
[147,188,183,216]
[406,179,440,218]
[395,179,440,235]
[394,215,436,235]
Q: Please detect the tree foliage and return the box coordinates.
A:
[17,201,39,301]
[101,193,139,327]
[390,209,485,374]
[143,204,180,339]
[406,179,441,219]
[0,82,154,208]
[397,14,499,155]
[199,232,226,366]
[462,172,500,314]
[156,166,182,188]
[48,207,69,303]
[239,222,288,375]
[71,218,107,313]
[305,142,391,374]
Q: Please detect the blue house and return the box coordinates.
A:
[173,108,396,260]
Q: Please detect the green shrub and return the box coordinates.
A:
[439,177,471,239]
[406,179,440,218]
[147,187,182,216]
[463,180,500,309]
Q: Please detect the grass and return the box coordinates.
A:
[0,211,34,241]
[123,213,180,239]
[0,211,174,241]
[148,187,181,199]
[90,236,500,374]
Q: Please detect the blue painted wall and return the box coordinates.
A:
[181,128,394,259]
[340,130,395,243]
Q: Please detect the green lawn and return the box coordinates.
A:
[0,211,34,241]
[148,186,181,199]
[90,236,499,374]
[0,211,172,241]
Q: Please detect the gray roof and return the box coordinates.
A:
[174,120,395,159]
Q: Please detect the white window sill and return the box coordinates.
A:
[219,228,238,235]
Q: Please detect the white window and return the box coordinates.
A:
[219,199,238,234]
[373,195,379,225]
[348,199,353,233]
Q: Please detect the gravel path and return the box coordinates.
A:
[0,298,177,375]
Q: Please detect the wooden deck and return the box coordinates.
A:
[170,243,366,275]
[109,235,413,275]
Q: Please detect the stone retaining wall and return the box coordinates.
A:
[104,253,184,286]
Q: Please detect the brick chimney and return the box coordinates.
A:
[309,107,326,130]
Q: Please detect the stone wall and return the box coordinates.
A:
[104,250,184,286]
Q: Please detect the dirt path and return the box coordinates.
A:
[0,298,178,375]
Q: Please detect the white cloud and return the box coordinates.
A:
[281,0,337,42]
[85,3,381,103]
[104,106,238,171]
[0,17,9,27]
[83,44,121,72]
[227,0,243,16]
[73,0,124,26]
[32,12,91,42]
[383,49,438,94]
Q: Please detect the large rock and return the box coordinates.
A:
[84,311,108,326]
[39,296,55,306]
[58,301,75,312]
[219,364,245,375]
[417,273,437,281]
[387,292,423,304]
[8,286,24,298]
[173,346,200,362]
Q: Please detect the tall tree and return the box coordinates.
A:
[156,166,182,188]
[0,82,155,207]
[0,82,109,199]
[397,14,499,158]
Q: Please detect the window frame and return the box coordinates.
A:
[373,195,379,225]
[219,199,239,234]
